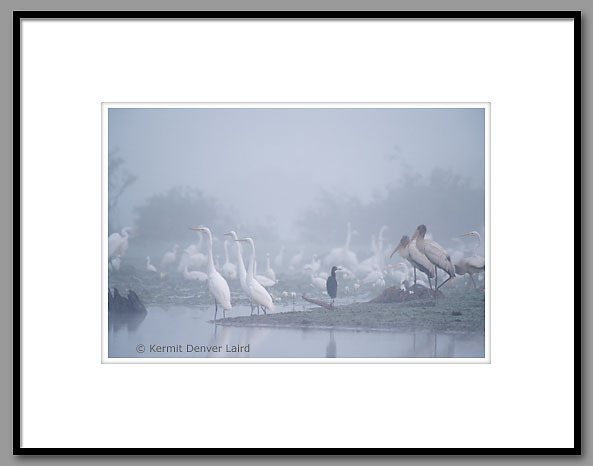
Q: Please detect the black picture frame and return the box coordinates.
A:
[13,9,581,456]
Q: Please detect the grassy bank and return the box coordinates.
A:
[215,291,485,333]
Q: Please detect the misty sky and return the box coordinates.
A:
[109,107,485,238]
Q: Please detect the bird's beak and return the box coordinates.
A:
[236,239,247,242]
[388,263,404,269]
[410,230,419,243]
[460,232,472,237]
[390,244,401,258]
[224,233,233,237]
[190,227,204,232]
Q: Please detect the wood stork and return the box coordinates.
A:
[410,225,455,290]
[390,235,435,289]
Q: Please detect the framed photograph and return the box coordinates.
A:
[15,11,580,454]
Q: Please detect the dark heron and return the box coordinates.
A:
[326,266,340,308]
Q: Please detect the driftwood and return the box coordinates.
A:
[302,295,334,310]
[108,288,147,317]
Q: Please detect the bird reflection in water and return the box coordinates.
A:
[326,330,337,358]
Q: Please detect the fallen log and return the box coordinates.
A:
[302,295,334,310]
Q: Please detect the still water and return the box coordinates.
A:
[108,304,485,359]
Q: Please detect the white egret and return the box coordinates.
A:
[225,231,257,313]
[108,226,134,262]
[310,274,327,290]
[304,254,321,275]
[111,255,121,271]
[236,238,275,314]
[146,256,157,273]
[457,231,486,288]
[180,251,208,282]
[160,244,180,270]
[390,235,435,289]
[289,247,305,270]
[389,263,412,290]
[190,227,232,320]
[410,224,455,289]
[264,253,276,281]
[222,240,238,280]
[324,222,358,270]
[255,263,276,288]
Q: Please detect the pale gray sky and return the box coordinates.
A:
[109,107,485,238]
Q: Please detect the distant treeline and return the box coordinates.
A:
[126,168,484,247]
[295,168,485,249]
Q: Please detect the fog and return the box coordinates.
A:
[108,107,485,250]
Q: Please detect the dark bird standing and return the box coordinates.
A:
[326,266,340,309]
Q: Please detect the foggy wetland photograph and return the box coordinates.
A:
[105,104,488,360]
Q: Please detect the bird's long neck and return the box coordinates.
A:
[266,256,271,270]
[224,241,230,263]
[205,231,215,274]
[246,241,255,282]
[233,237,247,278]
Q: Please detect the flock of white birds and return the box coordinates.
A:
[108,222,485,320]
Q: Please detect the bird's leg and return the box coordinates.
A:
[223,308,226,319]
[428,277,433,290]
[470,274,477,289]
[250,302,253,316]
[437,275,453,290]
[434,266,438,298]
[262,306,267,315]
[214,301,218,321]
[414,267,417,285]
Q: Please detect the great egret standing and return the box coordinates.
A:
[324,222,358,270]
[190,227,232,320]
[225,231,258,314]
[108,227,134,266]
[456,231,486,288]
[410,225,455,290]
[236,238,275,314]
[264,253,276,281]
[390,235,435,289]
[222,240,238,280]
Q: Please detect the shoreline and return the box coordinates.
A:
[212,299,485,334]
